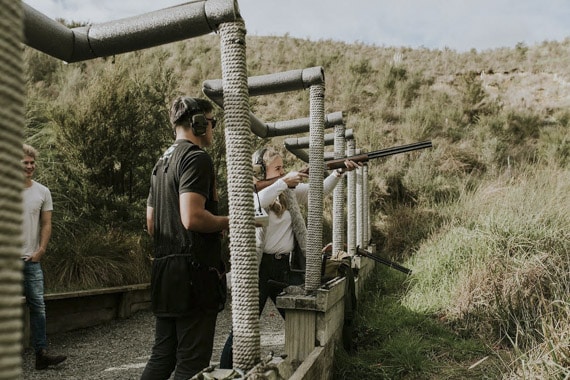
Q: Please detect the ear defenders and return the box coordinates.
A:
[252,147,268,180]
[182,97,209,136]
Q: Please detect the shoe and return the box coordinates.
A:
[35,349,67,370]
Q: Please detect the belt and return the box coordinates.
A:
[264,252,291,260]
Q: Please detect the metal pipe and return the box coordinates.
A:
[324,151,336,160]
[286,147,310,163]
[22,0,240,63]
[286,147,343,163]
[288,147,345,163]
[201,91,266,137]
[265,111,344,137]
[202,67,327,137]
[284,129,353,149]
[202,66,324,101]
[286,132,354,163]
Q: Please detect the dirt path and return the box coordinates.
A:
[22,298,285,379]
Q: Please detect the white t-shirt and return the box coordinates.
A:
[22,181,53,258]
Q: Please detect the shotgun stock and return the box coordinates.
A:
[253,167,309,192]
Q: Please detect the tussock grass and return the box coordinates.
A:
[336,165,569,379]
[43,227,151,292]
[402,165,570,378]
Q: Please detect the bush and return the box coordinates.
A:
[43,227,151,292]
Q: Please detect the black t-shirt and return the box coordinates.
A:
[147,139,224,316]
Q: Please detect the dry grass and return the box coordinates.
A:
[402,166,570,378]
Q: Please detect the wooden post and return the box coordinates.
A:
[117,291,133,319]
[285,309,316,363]
[277,277,346,370]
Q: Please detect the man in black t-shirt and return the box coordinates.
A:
[141,97,229,380]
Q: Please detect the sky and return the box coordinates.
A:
[23,0,570,52]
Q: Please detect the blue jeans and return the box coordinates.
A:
[23,261,47,353]
[141,311,218,380]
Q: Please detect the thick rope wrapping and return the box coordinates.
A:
[305,84,325,292]
[346,140,356,255]
[218,20,260,371]
[356,152,363,247]
[363,165,369,247]
[332,124,346,255]
[0,1,25,378]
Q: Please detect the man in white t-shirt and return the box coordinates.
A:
[22,144,67,370]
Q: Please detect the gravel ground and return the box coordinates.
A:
[22,297,285,379]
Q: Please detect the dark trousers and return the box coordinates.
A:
[219,253,303,369]
[141,310,217,380]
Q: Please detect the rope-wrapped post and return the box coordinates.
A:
[355,149,364,248]
[346,139,356,256]
[218,20,260,371]
[332,124,346,255]
[305,83,325,292]
[0,1,25,378]
[363,164,369,247]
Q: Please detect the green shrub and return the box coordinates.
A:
[43,227,151,292]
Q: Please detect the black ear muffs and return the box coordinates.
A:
[252,148,267,179]
[184,98,209,136]
[191,113,209,136]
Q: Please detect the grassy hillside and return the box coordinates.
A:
[24,32,569,378]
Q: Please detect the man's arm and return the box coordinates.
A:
[30,210,52,262]
[146,206,154,236]
[180,192,229,233]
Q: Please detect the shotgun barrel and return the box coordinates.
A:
[356,246,412,275]
[254,140,432,191]
[325,140,432,170]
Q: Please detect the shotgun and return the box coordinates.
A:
[254,140,432,191]
[356,246,412,275]
[324,140,432,170]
